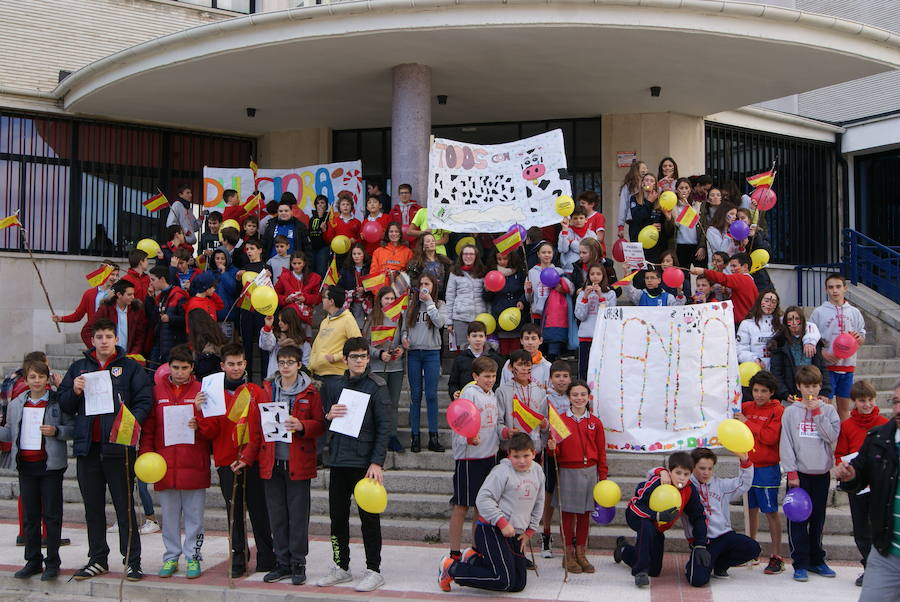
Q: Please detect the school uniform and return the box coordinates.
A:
[451,384,501,507]
[742,399,785,514]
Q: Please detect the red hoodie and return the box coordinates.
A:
[834,407,888,463]
[273,270,322,324]
[741,399,784,467]
[323,215,361,244]
[121,268,150,303]
[702,270,758,323]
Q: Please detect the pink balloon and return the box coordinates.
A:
[832,333,859,359]
[612,238,625,263]
[484,270,506,292]
[662,267,684,289]
[360,220,384,243]
[154,362,171,387]
[447,399,481,439]
[751,186,777,212]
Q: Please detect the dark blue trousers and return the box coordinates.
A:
[685,531,761,587]
[622,509,665,577]
[788,472,831,569]
[451,523,527,592]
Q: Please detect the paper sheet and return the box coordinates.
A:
[328,389,371,439]
[83,371,114,416]
[840,452,870,495]
[199,372,226,417]
[622,242,646,270]
[163,404,195,447]
[259,402,290,443]
[20,407,45,451]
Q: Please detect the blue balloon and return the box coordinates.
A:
[729,220,750,241]
[591,503,615,525]
[540,267,560,288]
[783,487,812,522]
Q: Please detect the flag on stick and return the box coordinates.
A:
[323,257,339,287]
[227,388,251,423]
[143,192,170,212]
[494,229,523,256]
[746,170,775,188]
[547,404,572,442]
[126,354,146,366]
[371,326,397,345]
[383,293,408,321]
[676,205,699,229]
[249,158,259,178]
[0,214,21,230]
[86,264,114,287]
[235,402,250,447]
[612,271,639,288]
[109,402,140,447]
[362,271,386,293]
[241,191,261,216]
[512,397,544,432]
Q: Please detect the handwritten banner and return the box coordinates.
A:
[587,302,742,453]
[427,130,572,233]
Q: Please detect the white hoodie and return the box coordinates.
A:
[557,228,598,273]
[809,300,866,369]
[736,315,820,369]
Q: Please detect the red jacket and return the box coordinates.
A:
[549,412,608,480]
[239,378,325,481]
[741,399,784,467]
[390,201,421,243]
[94,301,147,355]
[121,269,150,303]
[222,205,247,227]
[183,294,225,333]
[273,270,322,324]
[362,214,392,255]
[197,382,267,467]
[834,407,888,463]
[324,215,361,244]
[58,287,105,347]
[140,377,210,491]
[703,270,758,323]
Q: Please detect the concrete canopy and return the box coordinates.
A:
[57,0,900,135]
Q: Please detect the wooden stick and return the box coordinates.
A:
[119,445,134,602]
[19,222,61,332]
[227,474,238,588]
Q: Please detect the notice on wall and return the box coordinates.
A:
[617,151,638,168]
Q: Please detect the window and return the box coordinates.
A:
[174,0,256,14]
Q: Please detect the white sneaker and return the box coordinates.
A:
[316,565,353,587]
[107,523,118,533]
[354,569,384,592]
[139,519,160,535]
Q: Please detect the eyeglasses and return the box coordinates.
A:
[347,353,368,361]
[277,360,298,367]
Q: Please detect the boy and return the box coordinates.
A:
[613,451,708,588]
[448,357,501,561]
[388,183,421,243]
[196,343,274,577]
[779,364,841,582]
[499,324,552,390]
[220,227,248,270]
[140,345,208,579]
[557,207,598,273]
[198,210,223,258]
[448,321,505,400]
[692,274,718,304]
[810,273,867,421]
[0,359,72,581]
[166,185,201,245]
[496,350,549,457]
[578,190,606,254]
[540,360,572,557]
[148,266,188,366]
[309,286,362,390]
[120,248,150,303]
[237,345,324,585]
[834,380,887,586]
[625,268,686,307]
[361,194,394,255]
[690,253,758,323]
[170,249,200,291]
[159,225,189,268]
[738,370,786,574]
[266,235,291,282]
[221,188,244,225]
[438,432,545,593]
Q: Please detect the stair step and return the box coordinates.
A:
[65,331,85,345]
[857,344,896,360]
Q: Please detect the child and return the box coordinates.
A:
[446,243,488,351]
[95,279,148,355]
[121,248,151,303]
[362,193,393,256]
[738,370,786,574]
[140,345,209,579]
[448,321,505,400]
[242,215,261,242]
[309,195,331,277]
[274,250,322,333]
[438,432,545,593]
[834,380,887,586]
[220,227,248,270]
[691,253,759,324]
[170,249,201,291]
[52,259,120,347]
[545,379,607,574]
[614,451,708,588]
[499,324,552,390]
[323,192,361,249]
[0,359,72,581]
[388,183,421,243]
[237,238,270,378]
[557,207,598,274]
[259,307,311,378]
[237,345,324,585]
[574,262,615,380]
[692,274,718,304]
[221,188,244,225]
[198,210,222,258]
[483,250,527,355]
[709,251,732,300]
[148,266,188,366]
[365,287,406,453]
[540,360,572,557]
[659,249,691,298]
[624,267,686,307]
[159,225,189,268]
[810,273,867,421]
[370,222,413,288]
[448,357,501,561]
[338,242,372,330]
[266,235,292,282]
[778,364,841,581]
[525,242,572,360]
[183,272,225,328]
[496,350,549,456]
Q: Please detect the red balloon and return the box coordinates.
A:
[360,220,384,243]
[154,362,171,387]
[751,186,777,211]
[484,270,506,292]
[447,399,481,439]
[832,333,859,359]
[662,267,684,289]
[612,238,625,263]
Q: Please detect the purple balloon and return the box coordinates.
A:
[591,503,615,525]
[540,267,560,288]
[729,220,750,241]
[783,488,813,522]
[508,224,526,241]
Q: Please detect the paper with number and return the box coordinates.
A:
[328,389,371,439]
[84,371,114,416]
[840,452,870,494]
[20,407,45,451]
[259,402,290,443]
[199,372,226,417]
[163,405,195,446]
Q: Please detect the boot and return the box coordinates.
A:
[563,546,582,574]
[427,432,445,453]
[410,434,421,453]
[575,545,595,573]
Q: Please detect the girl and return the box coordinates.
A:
[242,215,260,242]
[674,177,704,269]
[557,208,598,274]
[259,306,311,378]
[445,244,487,351]
[362,194,393,256]
[656,157,679,193]
[627,173,658,243]
[338,242,372,330]
[407,232,452,296]
[402,272,447,453]
[767,307,827,401]
[370,221,413,288]
[546,380,607,574]
[186,308,226,380]
[617,160,648,239]
[571,238,602,293]
[483,250,527,355]
[525,242,573,361]
[365,287,405,453]
[658,250,690,298]
[690,174,713,204]
[324,193,361,247]
[273,251,322,336]
[737,290,782,370]
[52,259,120,347]
[630,175,675,266]
[309,195,331,277]
[574,263,616,380]
[705,202,739,268]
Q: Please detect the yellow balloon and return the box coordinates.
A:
[498,307,521,331]
[241,271,258,286]
[221,219,240,232]
[717,418,755,454]
[738,361,761,387]
[658,191,677,212]
[136,238,160,259]
[638,225,659,249]
[331,235,351,255]
[455,236,476,256]
[750,249,770,273]
[134,452,167,484]
[649,483,682,513]
[354,478,388,514]
[475,313,496,335]
[593,479,622,508]
[251,286,278,316]
[555,195,575,217]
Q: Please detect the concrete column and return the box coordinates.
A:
[391,63,432,204]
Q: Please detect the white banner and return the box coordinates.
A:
[587,302,742,453]
[203,161,364,218]
[427,130,572,233]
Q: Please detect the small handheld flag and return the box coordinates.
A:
[362,271,386,293]
[249,158,259,178]
[323,257,339,287]
[228,387,251,423]
[676,205,699,229]
[241,191,261,216]
[494,229,523,256]
[612,271,639,288]
[86,264,114,287]
[235,402,250,447]
[371,325,397,345]
[547,404,572,442]
[512,396,544,432]
[0,214,22,231]
[383,294,408,322]
[143,192,170,213]
[746,170,775,188]
[109,402,141,447]
[126,354,146,367]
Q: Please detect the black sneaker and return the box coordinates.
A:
[855,572,864,587]
[635,572,650,588]
[230,564,247,578]
[41,567,59,581]
[72,561,109,581]
[59,538,71,547]
[263,564,292,583]
[292,563,307,585]
[614,536,627,564]
[14,562,42,579]
[388,436,405,453]
[126,563,144,582]
[15,535,24,546]
[541,533,553,558]
[713,567,730,578]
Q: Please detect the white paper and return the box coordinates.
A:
[622,242,646,270]
[259,402,290,443]
[83,371,114,416]
[840,452,870,495]
[20,407,45,451]
[199,372,226,417]
[163,405,195,447]
[328,389,371,439]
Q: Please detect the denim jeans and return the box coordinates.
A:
[407,348,441,434]
[138,479,155,517]
[313,246,331,278]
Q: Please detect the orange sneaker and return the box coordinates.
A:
[438,556,454,592]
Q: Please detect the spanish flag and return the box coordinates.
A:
[371,325,396,345]
[126,354,146,367]
[323,256,339,287]
[746,170,775,188]
[241,191,261,216]
[249,158,259,178]
[228,387,251,423]
[234,402,250,447]
[238,280,257,311]
[612,271,639,288]
[86,264,114,287]
[676,204,699,229]
[0,214,21,230]
[143,192,170,212]
[383,293,407,321]
[547,404,572,443]
[108,402,140,447]
[513,397,544,432]
[494,228,523,256]
[362,271,386,293]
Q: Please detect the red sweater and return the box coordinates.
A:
[741,399,784,467]
[273,270,322,324]
[58,287,104,347]
[197,382,267,467]
[834,407,888,463]
[323,215,361,244]
[390,201,422,243]
[183,294,225,333]
[121,269,150,302]
[703,270,758,323]
[549,412,608,480]
[94,302,147,355]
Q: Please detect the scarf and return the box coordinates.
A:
[497,266,515,277]
[570,224,589,237]
[461,264,473,272]
[849,407,883,430]
[531,351,543,365]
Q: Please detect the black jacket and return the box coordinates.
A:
[768,338,832,401]
[843,418,899,556]
[58,347,153,457]
[447,348,506,401]
[262,217,310,259]
[482,271,527,320]
[322,368,390,468]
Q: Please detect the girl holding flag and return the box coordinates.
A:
[274,251,323,338]
[365,287,405,453]
[339,242,374,330]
